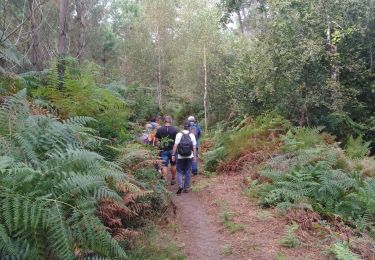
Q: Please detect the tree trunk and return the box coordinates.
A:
[156,25,163,111]
[203,44,208,131]
[75,0,86,62]
[28,0,39,70]
[58,0,68,57]
[371,45,373,75]
[57,0,68,86]
[236,10,244,34]
[324,3,342,111]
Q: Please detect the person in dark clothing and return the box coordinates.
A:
[187,116,202,175]
[155,115,179,185]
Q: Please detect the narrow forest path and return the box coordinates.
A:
[168,180,226,260]
[165,174,329,260]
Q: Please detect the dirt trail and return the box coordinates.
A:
[168,184,226,260]
[167,174,331,260]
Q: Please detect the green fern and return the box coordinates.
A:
[345,135,370,159]
[281,127,325,152]
[331,242,361,260]
[279,222,300,248]
[0,91,142,258]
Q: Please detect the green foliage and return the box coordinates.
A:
[215,199,245,233]
[203,146,227,172]
[0,37,26,73]
[275,252,290,260]
[125,227,185,260]
[219,210,245,233]
[281,127,326,152]
[244,179,261,198]
[32,60,130,143]
[259,129,375,232]
[117,82,159,123]
[224,113,290,159]
[279,222,300,248]
[330,242,361,260]
[345,135,370,159]
[0,91,148,258]
[218,0,375,149]
[133,168,170,213]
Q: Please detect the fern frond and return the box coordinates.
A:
[331,242,361,260]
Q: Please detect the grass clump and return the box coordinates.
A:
[279,222,300,248]
[244,179,262,198]
[275,252,290,260]
[255,209,273,221]
[220,244,233,256]
[216,201,245,233]
[220,211,245,233]
[127,227,186,260]
[192,179,210,192]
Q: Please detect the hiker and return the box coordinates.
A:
[139,123,153,144]
[147,117,160,146]
[150,115,161,130]
[172,120,197,194]
[155,115,179,184]
[187,116,201,175]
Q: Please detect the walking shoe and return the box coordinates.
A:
[176,187,183,195]
[170,179,176,185]
[183,189,189,193]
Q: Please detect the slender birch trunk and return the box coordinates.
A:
[156,25,163,111]
[324,3,342,111]
[236,10,244,34]
[203,44,208,131]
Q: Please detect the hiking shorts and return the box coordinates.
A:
[160,150,176,167]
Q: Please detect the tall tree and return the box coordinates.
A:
[57,0,69,83]
[27,0,39,70]
[75,0,86,62]
[57,0,68,58]
[171,1,221,128]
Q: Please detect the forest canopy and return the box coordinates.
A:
[1,0,374,148]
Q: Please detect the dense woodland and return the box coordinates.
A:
[0,0,375,259]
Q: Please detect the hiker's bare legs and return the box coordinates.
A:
[171,165,176,180]
[162,166,168,178]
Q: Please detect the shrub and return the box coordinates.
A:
[203,146,227,172]
[224,113,289,159]
[32,60,130,143]
[281,127,326,152]
[259,129,375,231]
[345,135,370,159]
[0,90,154,258]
